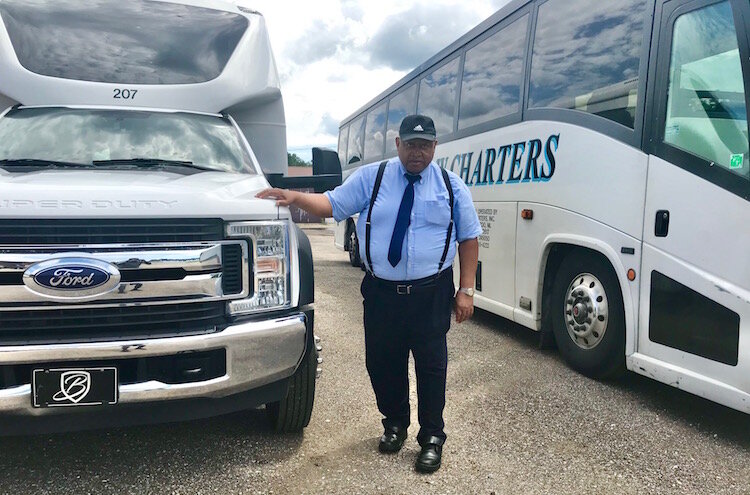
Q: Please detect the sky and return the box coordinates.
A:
[235,0,512,162]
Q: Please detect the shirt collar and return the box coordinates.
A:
[396,158,432,182]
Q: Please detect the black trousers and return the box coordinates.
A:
[360,268,454,445]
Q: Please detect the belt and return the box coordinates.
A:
[367,268,452,295]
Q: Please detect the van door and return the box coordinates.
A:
[639,0,750,410]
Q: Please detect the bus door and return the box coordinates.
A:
[640,0,750,402]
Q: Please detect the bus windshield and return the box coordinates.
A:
[0,107,257,175]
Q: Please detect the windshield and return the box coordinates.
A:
[0,107,257,174]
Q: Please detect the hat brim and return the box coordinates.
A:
[399,133,437,142]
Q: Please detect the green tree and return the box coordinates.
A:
[288,152,311,167]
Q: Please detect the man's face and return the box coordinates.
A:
[396,137,437,174]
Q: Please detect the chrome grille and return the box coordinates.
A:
[0,241,250,308]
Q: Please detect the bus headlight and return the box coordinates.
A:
[226,221,291,314]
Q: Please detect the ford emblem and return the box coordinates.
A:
[23,257,121,300]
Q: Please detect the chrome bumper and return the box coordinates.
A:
[0,313,307,416]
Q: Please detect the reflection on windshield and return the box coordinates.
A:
[364,102,387,161]
[386,85,417,154]
[529,0,647,127]
[459,15,528,129]
[417,57,460,137]
[0,108,256,174]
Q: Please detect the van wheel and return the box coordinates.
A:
[266,347,317,432]
[550,251,625,379]
[348,226,362,267]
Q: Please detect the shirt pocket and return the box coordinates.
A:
[424,198,451,227]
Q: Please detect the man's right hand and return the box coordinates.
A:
[256,188,298,207]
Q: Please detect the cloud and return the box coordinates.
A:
[285,22,353,65]
[364,5,485,71]
[317,112,340,136]
[340,0,364,21]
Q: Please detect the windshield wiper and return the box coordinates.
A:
[0,158,94,169]
[92,158,215,173]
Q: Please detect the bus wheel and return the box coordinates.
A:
[550,251,625,379]
[266,346,317,432]
[348,226,361,267]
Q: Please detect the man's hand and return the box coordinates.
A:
[256,188,299,207]
[453,292,474,323]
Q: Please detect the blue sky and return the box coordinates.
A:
[234,0,512,162]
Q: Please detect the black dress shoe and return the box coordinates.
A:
[415,441,442,473]
[378,426,407,453]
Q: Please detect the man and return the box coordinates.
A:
[256,115,481,473]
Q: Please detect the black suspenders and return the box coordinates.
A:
[365,161,455,278]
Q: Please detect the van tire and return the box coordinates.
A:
[550,251,625,379]
[266,347,317,432]
[348,226,361,267]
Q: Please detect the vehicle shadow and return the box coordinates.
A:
[470,308,750,450]
[0,408,304,491]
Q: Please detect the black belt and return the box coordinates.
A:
[367,268,452,295]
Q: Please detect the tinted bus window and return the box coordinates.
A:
[364,102,387,162]
[0,0,248,85]
[458,15,528,130]
[346,116,365,170]
[338,126,349,170]
[664,1,748,180]
[386,85,417,155]
[417,57,460,137]
[529,0,647,128]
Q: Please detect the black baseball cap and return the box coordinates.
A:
[399,114,437,142]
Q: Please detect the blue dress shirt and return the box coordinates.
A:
[325,158,482,281]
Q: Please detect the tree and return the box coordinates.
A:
[288,152,311,167]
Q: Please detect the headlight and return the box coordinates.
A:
[226,220,291,314]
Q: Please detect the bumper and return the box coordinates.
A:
[0,311,309,420]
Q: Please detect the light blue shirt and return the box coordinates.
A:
[325,158,482,281]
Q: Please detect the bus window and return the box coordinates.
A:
[529,0,647,128]
[338,125,349,170]
[664,1,748,180]
[385,85,417,155]
[364,102,387,162]
[0,0,247,85]
[458,14,528,130]
[417,57,460,138]
[346,116,365,170]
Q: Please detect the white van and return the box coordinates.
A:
[0,0,339,433]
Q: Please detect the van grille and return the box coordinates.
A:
[0,218,224,244]
[0,302,227,345]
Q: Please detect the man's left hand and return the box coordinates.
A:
[453,292,474,323]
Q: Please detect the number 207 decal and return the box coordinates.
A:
[113,89,137,99]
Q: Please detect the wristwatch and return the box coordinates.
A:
[458,287,475,297]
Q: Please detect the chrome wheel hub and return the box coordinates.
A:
[564,273,608,350]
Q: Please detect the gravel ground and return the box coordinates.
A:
[0,225,748,495]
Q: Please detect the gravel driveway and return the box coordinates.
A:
[0,225,748,495]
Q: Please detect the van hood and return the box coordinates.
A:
[0,169,288,220]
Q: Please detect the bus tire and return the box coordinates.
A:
[348,225,362,267]
[550,251,625,379]
[266,347,317,432]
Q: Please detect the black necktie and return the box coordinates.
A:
[387,174,420,267]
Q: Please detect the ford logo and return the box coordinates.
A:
[23,257,121,300]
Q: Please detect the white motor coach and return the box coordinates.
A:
[335,0,750,413]
[0,0,340,433]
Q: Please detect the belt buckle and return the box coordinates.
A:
[396,284,412,295]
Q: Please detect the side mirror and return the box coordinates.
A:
[265,148,342,193]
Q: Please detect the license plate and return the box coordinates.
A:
[32,367,118,408]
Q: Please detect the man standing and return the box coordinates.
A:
[256,115,481,473]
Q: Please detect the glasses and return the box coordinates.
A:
[403,141,435,152]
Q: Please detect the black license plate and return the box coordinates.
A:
[32,367,118,408]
